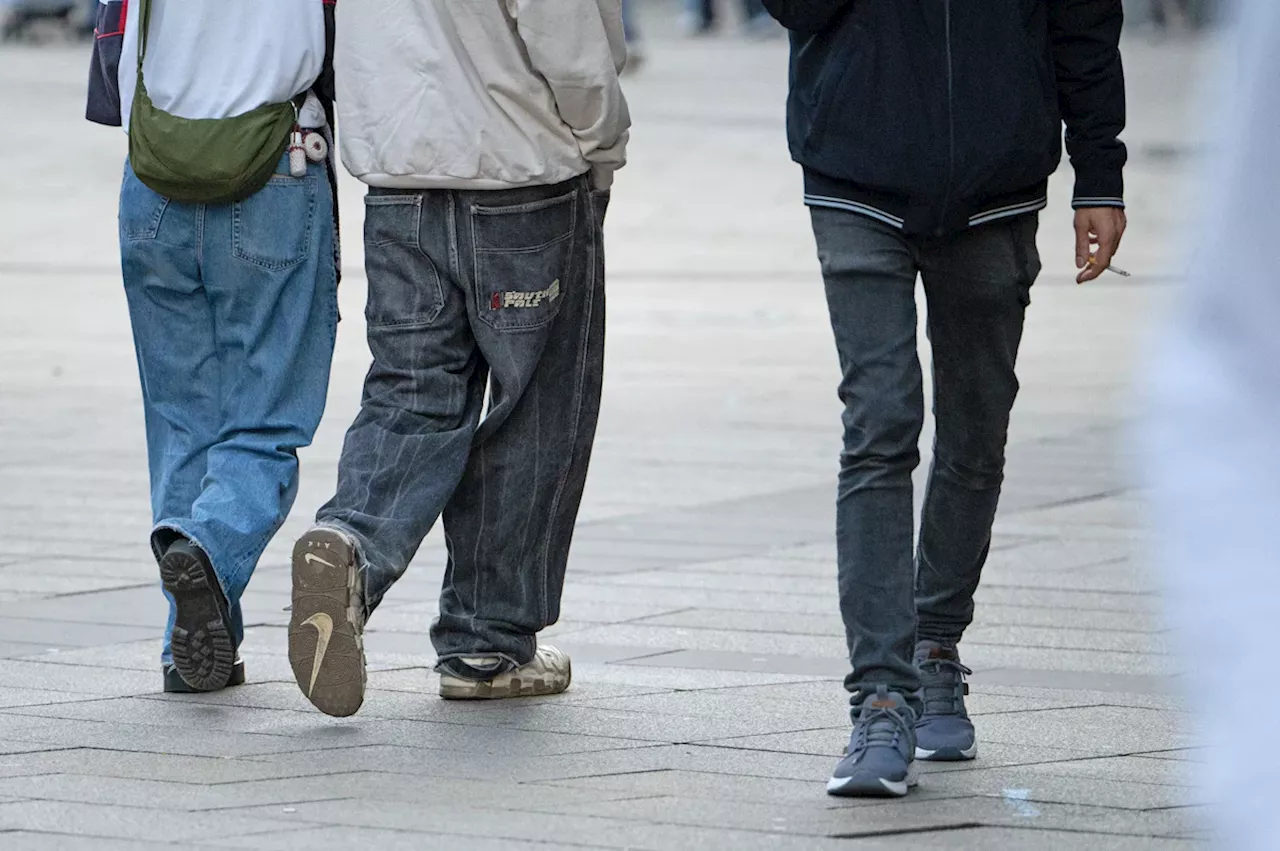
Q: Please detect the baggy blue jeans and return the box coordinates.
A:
[118,155,338,664]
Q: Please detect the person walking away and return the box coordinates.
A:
[682,0,777,37]
[288,0,629,718]
[622,0,645,73]
[86,0,339,693]
[1145,0,1280,847]
[762,0,1127,797]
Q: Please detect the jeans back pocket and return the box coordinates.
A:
[232,175,317,271]
[471,190,577,332]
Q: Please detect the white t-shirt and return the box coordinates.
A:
[113,0,327,130]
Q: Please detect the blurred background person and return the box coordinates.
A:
[622,0,644,73]
[1127,0,1219,37]
[0,0,94,41]
[681,0,779,38]
[1144,0,1280,848]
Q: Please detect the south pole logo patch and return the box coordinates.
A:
[490,279,561,310]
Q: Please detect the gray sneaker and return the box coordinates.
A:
[827,686,919,798]
[289,527,367,718]
[914,640,976,761]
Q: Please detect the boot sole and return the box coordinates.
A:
[289,529,365,718]
[164,660,245,694]
[160,549,235,692]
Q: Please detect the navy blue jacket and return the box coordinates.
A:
[764,0,1126,235]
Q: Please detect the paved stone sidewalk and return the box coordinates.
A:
[0,15,1214,850]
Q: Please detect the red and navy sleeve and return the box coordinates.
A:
[86,0,127,127]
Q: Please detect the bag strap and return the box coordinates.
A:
[136,0,152,76]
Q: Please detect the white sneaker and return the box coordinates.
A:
[439,645,571,700]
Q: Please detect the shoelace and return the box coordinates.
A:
[919,657,972,716]
[850,705,910,753]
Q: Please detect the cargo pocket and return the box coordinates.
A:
[472,190,577,332]
[232,175,317,271]
[363,193,444,328]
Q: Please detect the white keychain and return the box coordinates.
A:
[288,128,307,178]
[302,131,328,163]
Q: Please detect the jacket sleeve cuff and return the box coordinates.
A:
[591,164,616,191]
[1071,170,1125,210]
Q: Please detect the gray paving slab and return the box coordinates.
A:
[0,799,295,842]
[0,572,150,597]
[0,617,158,648]
[963,624,1168,655]
[976,706,1190,754]
[617,648,846,678]
[949,755,1195,788]
[0,588,165,629]
[14,696,653,756]
[217,800,864,851]
[0,748,315,785]
[902,827,1198,851]
[541,793,1201,839]
[540,768,968,807]
[920,765,1199,810]
[209,828,620,851]
[0,688,117,710]
[821,796,1204,839]
[561,581,839,615]
[0,833,194,851]
[961,644,1176,678]
[458,701,836,743]
[965,602,1165,633]
[0,713,334,759]
[0,770,634,815]
[0,641,65,660]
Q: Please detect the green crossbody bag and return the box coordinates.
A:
[127,0,303,204]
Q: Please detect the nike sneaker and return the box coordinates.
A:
[160,538,236,692]
[289,526,366,717]
[438,645,571,700]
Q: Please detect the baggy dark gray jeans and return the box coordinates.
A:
[317,175,607,671]
[810,206,1041,709]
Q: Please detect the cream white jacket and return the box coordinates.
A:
[336,0,631,190]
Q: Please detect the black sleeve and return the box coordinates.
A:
[86,0,125,127]
[1048,0,1127,208]
[761,0,853,35]
[316,0,337,129]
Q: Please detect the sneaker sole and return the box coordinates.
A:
[826,764,919,798]
[160,548,235,692]
[439,659,572,701]
[915,743,978,762]
[289,529,365,718]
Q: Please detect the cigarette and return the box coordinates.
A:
[1087,255,1132,278]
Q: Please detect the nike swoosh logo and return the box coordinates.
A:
[302,612,334,697]
[303,552,336,569]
